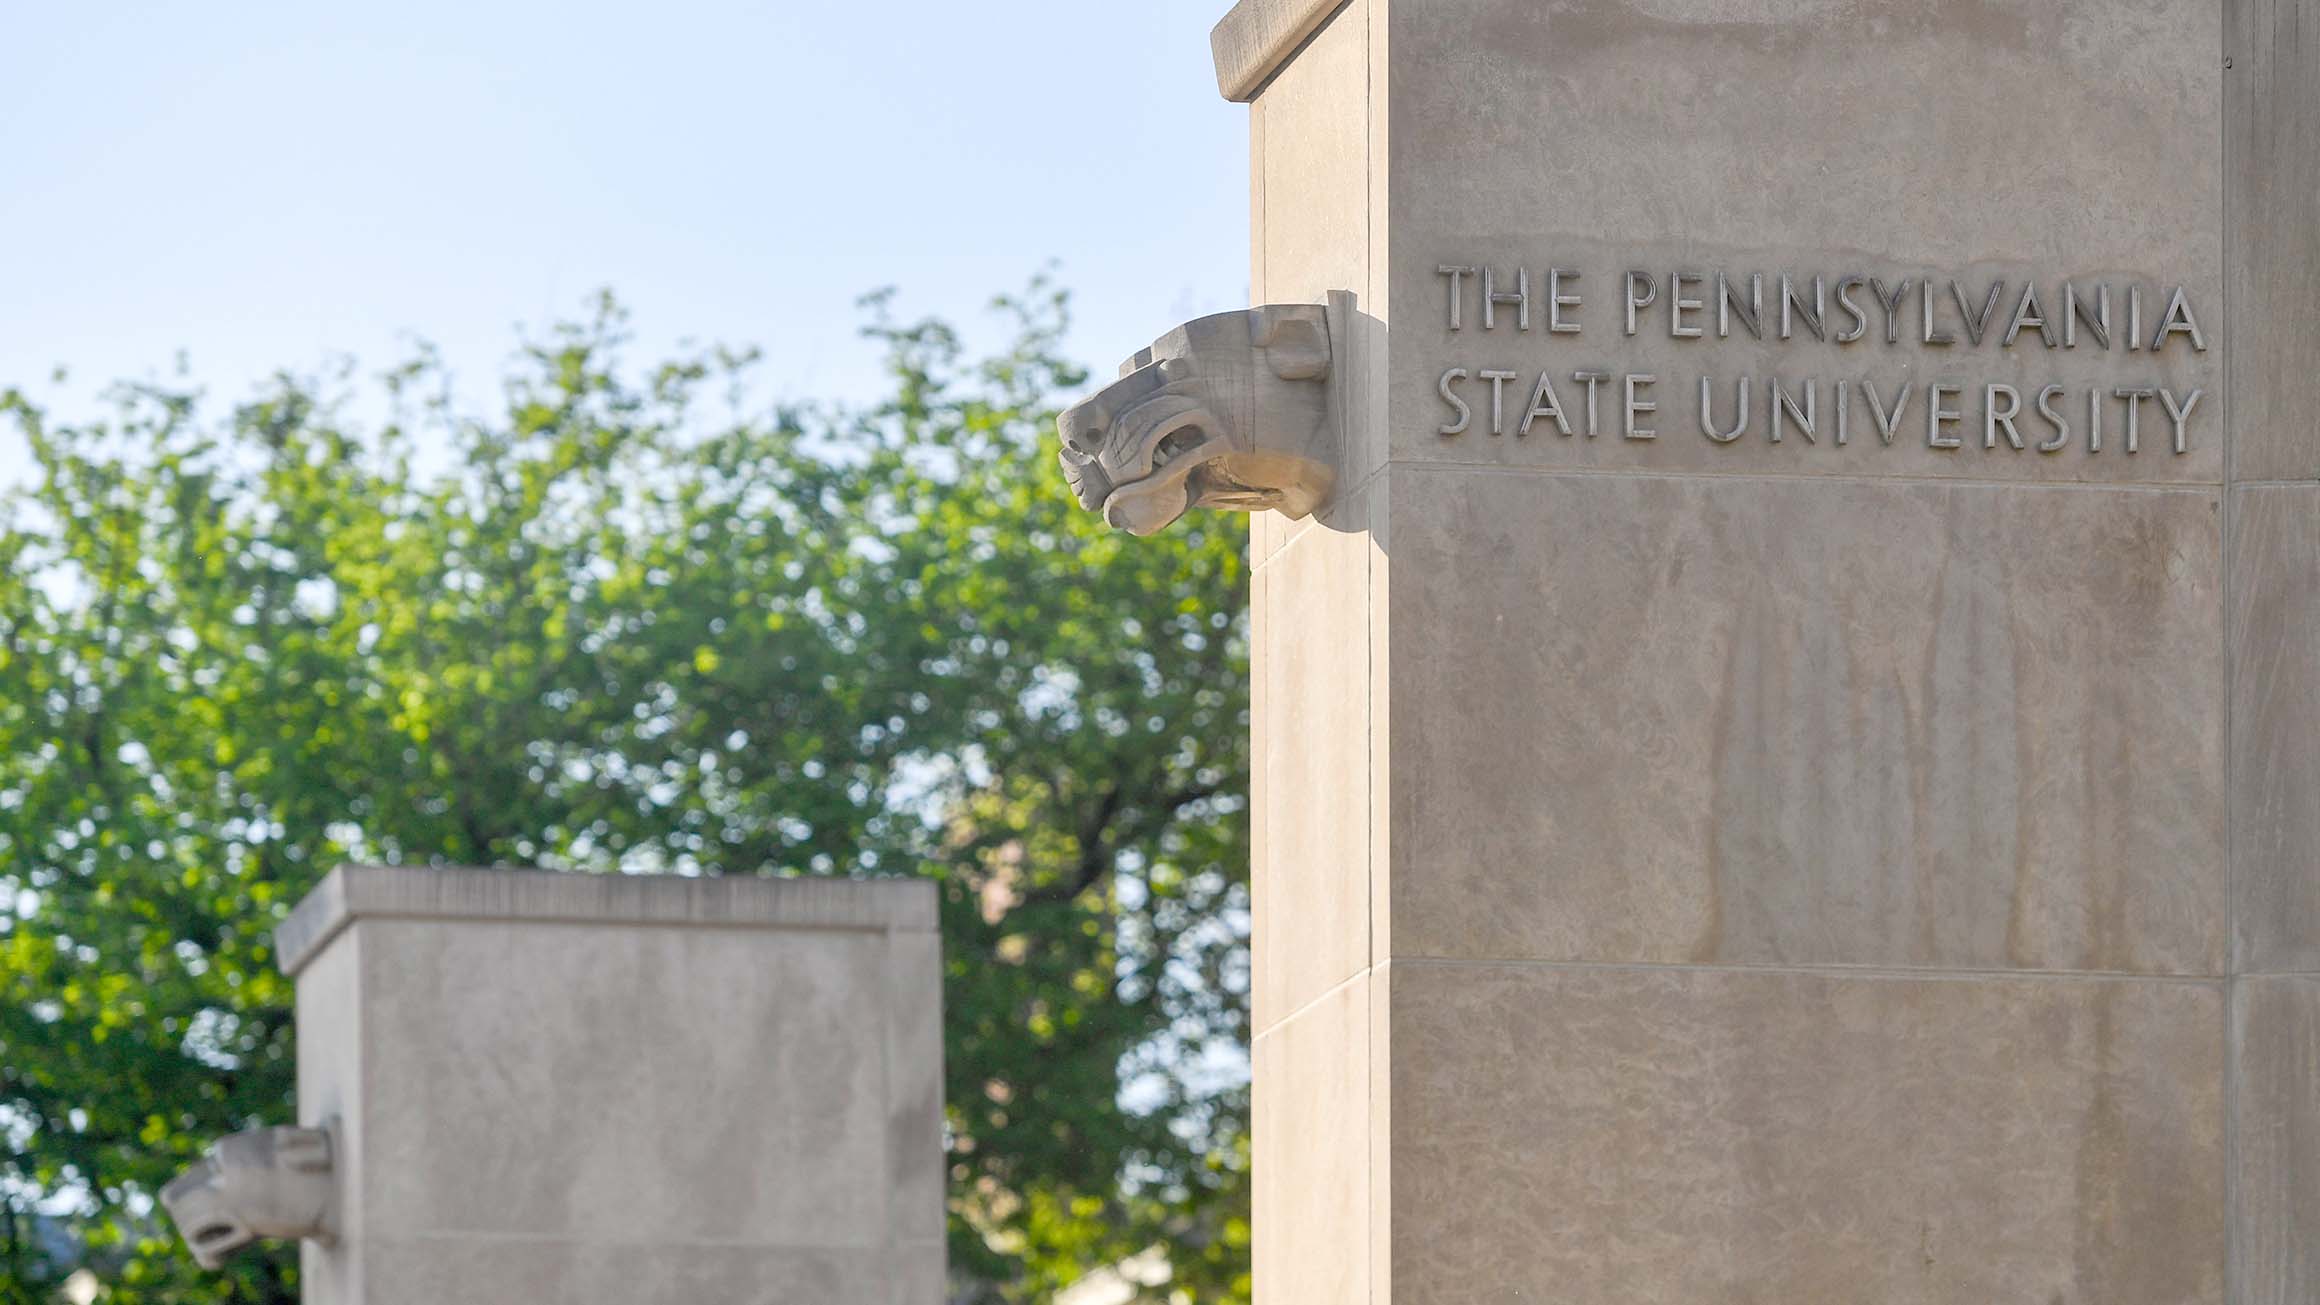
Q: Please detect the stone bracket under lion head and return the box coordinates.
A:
[1057,294,1348,536]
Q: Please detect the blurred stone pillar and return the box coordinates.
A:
[280,866,944,1304]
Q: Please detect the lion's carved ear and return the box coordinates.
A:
[1054,300,1341,536]
[1253,308,1330,382]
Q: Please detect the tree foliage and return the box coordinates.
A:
[0,288,1251,1303]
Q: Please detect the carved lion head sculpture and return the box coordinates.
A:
[1056,304,1334,536]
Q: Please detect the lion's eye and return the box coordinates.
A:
[1153,428,1201,468]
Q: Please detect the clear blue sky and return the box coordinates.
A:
[0,0,1248,475]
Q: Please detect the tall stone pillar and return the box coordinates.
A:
[1067,1,2318,1300]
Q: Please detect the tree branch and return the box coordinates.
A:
[1024,784,1122,907]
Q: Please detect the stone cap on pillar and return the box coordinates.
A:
[275,865,939,978]
[1210,0,1344,101]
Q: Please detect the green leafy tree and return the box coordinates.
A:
[0,287,1251,1303]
